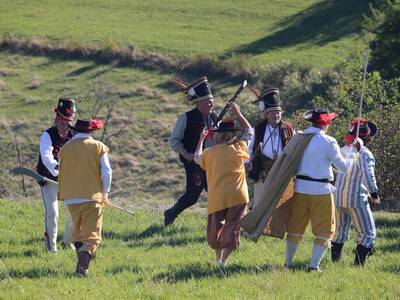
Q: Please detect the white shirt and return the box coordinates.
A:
[39,131,60,177]
[295,127,356,195]
[248,124,283,160]
[63,133,112,205]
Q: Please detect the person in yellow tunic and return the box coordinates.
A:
[194,103,252,271]
[58,118,112,277]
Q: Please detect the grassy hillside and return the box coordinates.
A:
[0,50,262,201]
[0,0,374,67]
[0,199,399,299]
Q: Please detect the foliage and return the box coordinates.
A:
[364,0,400,80]
[258,61,341,113]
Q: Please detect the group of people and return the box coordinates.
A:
[36,75,380,277]
[165,76,380,273]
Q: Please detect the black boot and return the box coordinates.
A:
[354,244,374,266]
[76,251,92,277]
[74,242,83,257]
[164,207,177,227]
[331,242,344,262]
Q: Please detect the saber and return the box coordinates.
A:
[356,51,369,139]
[10,167,135,216]
[106,202,135,215]
[214,80,248,125]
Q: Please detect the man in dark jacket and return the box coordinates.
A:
[164,77,217,226]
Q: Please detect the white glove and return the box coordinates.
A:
[352,137,364,152]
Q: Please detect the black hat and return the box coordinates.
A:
[348,118,377,137]
[210,119,240,132]
[174,76,213,103]
[254,87,282,112]
[54,97,75,121]
[303,108,337,124]
[69,118,103,132]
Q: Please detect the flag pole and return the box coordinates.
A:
[356,50,369,139]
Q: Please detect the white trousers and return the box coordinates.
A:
[40,182,74,252]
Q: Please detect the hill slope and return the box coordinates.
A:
[0,0,373,67]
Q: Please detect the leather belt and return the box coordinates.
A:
[296,175,329,183]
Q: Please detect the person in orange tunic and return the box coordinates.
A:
[194,103,252,271]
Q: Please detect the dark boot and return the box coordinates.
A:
[331,242,344,262]
[75,251,91,277]
[164,207,176,227]
[354,244,374,266]
[74,242,83,257]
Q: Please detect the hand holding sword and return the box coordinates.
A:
[9,167,135,216]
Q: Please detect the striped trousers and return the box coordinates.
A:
[333,204,376,248]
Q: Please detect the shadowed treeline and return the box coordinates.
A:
[228,0,376,56]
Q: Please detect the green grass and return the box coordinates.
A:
[0,51,258,200]
[0,0,373,67]
[0,198,399,299]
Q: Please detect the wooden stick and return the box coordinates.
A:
[106,202,135,216]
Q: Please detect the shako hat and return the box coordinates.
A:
[173,76,213,103]
[348,118,377,137]
[69,118,103,132]
[54,97,76,121]
[250,87,282,112]
[303,108,337,125]
[210,118,240,132]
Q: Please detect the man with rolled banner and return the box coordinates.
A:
[58,118,112,277]
[36,97,76,253]
[284,108,361,273]
[331,118,380,266]
[164,76,217,227]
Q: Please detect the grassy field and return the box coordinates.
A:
[0,0,373,67]
[0,198,399,299]
[0,50,262,201]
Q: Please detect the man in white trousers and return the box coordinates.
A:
[36,97,75,253]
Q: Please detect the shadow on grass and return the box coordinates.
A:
[146,236,206,249]
[105,264,142,275]
[226,0,376,56]
[67,63,98,77]
[103,224,191,244]
[0,249,39,259]
[152,262,279,283]
[382,264,400,275]
[377,242,400,253]
[375,217,400,228]
[377,229,400,240]
[3,267,59,279]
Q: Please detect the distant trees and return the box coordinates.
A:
[364,0,400,80]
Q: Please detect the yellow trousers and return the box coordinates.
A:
[67,201,103,256]
[286,192,335,246]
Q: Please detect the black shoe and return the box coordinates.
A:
[331,242,344,262]
[354,244,374,267]
[163,208,176,227]
[307,267,322,274]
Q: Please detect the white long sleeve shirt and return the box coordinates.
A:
[295,127,356,195]
[63,133,112,205]
[248,124,284,160]
[39,132,60,177]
